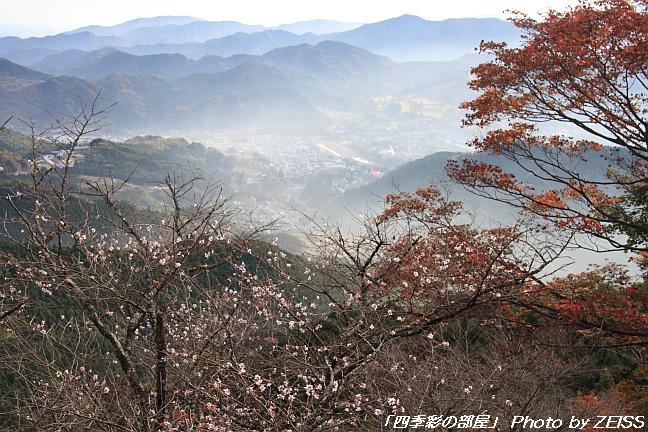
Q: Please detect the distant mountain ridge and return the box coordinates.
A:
[64,17,359,39]
[132,29,317,58]
[117,21,268,45]
[275,20,361,35]
[327,15,520,61]
[66,16,204,36]
[0,15,519,64]
[0,14,516,140]
[0,57,49,80]
[30,48,227,80]
[0,40,480,134]
[30,40,399,81]
[117,16,518,61]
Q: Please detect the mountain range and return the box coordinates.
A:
[65,16,360,39]
[0,15,519,64]
[0,39,479,134]
[0,13,517,145]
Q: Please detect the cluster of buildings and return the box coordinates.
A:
[16,143,95,174]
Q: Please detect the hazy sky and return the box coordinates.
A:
[1,0,580,37]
